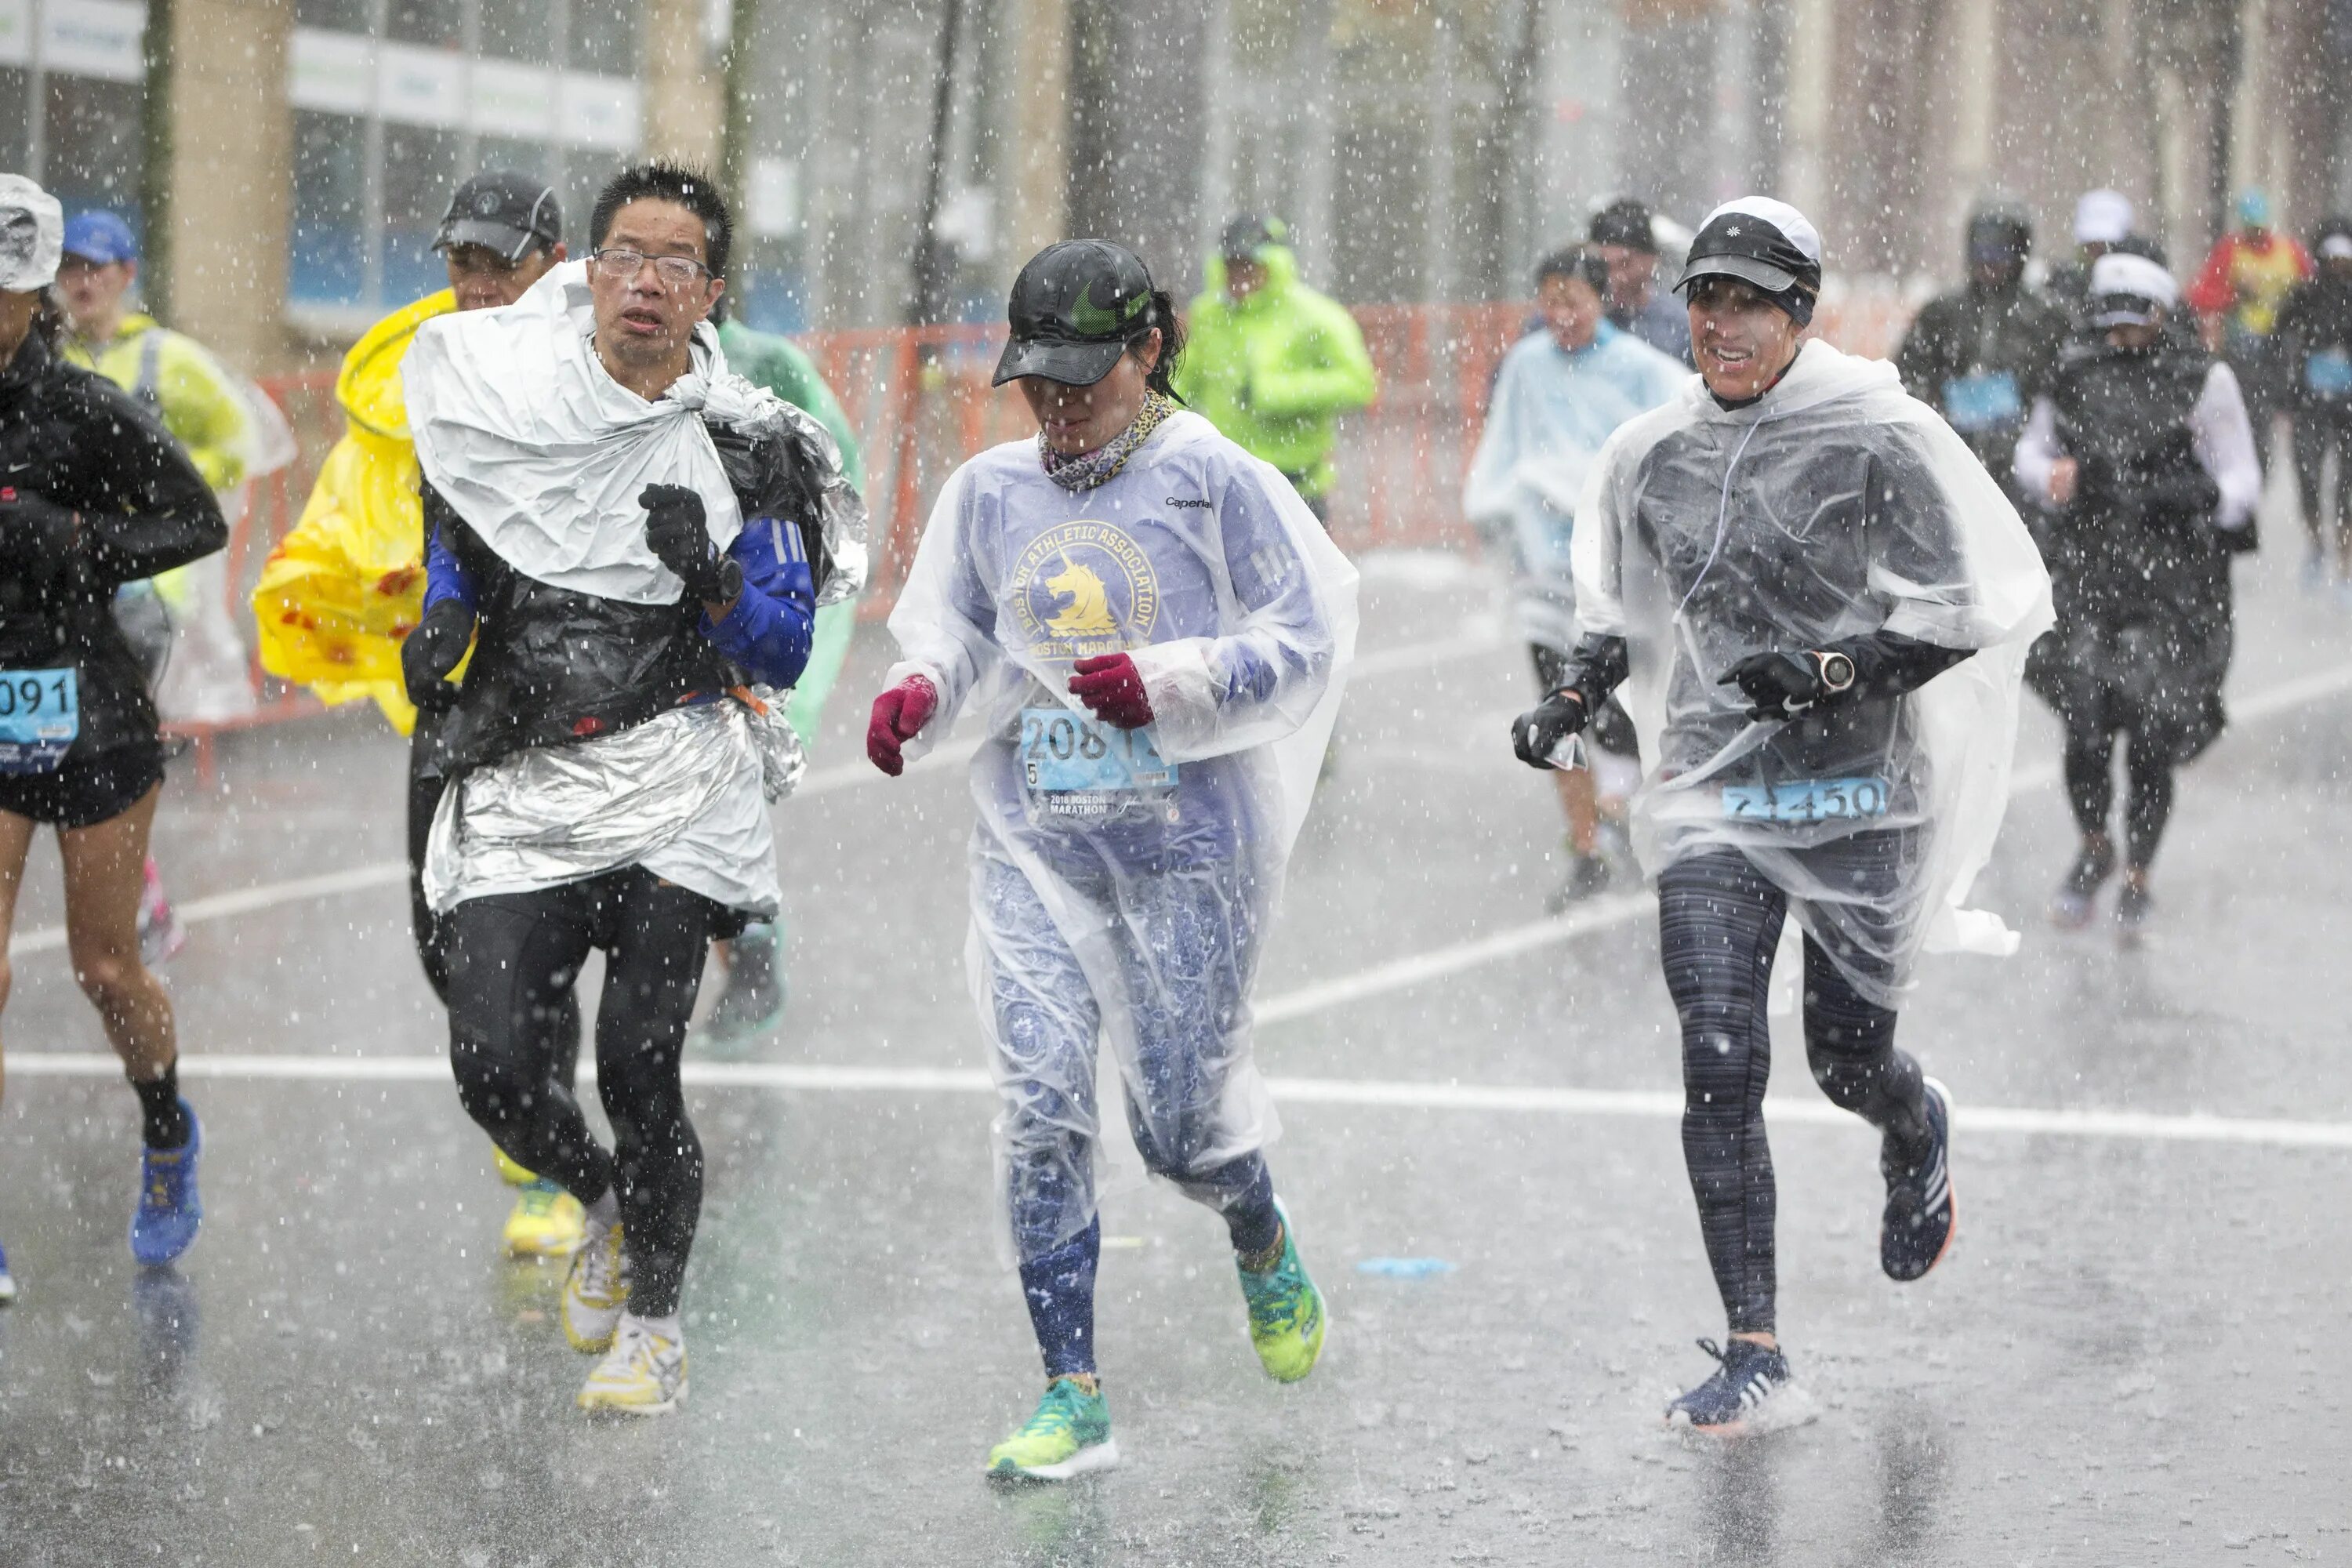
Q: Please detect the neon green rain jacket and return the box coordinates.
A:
[64,313,249,491]
[1174,246,1377,500]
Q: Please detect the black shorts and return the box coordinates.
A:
[1527,645,1638,759]
[0,743,165,829]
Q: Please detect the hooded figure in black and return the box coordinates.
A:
[1895,207,2071,513]
[2274,216,2352,581]
[2013,252,2261,937]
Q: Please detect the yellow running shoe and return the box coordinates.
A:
[562,1218,630,1353]
[1239,1199,1327,1384]
[503,1179,586,1258]
[985,1377,1118,1480]
[492,1146,538,1186]
[577,1318,687,1417]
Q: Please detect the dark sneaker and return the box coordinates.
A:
[694,923,786,1058]
[1664,1338,1815,1435]
[2048,840,2115,930]
[1544,851,1613,913]
[2113,880,2152,945]
[1882,1076,1955,1282]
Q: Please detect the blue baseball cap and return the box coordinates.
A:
[62,210,137,267]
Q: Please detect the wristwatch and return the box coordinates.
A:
[1813,650,1857,693]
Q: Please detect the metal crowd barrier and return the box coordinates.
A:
[180,294,1908,776]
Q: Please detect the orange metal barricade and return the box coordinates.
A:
[180,294,1910,767]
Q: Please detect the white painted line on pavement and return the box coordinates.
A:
[1247,657,2352,1028]
[6,1051,2348,1150]
[3,622,1508,959]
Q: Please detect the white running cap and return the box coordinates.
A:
[2088,252,2178,327]
[2074,188,2134,246]
[0,174,63,293]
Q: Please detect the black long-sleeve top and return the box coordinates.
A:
[0,333,227,756]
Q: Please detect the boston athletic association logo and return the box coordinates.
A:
[1009,521,1159,662]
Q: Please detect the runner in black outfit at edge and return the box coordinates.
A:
[0,176,227,1305]
[1512,198,2052,1433]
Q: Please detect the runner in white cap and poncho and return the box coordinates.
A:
[1512,197,2053,1433]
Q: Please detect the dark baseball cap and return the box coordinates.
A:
[1218,212,1288,262]
[433,170,562,263]
[1587,198,1658,254]
[1675,197,1824,297]
[992,239,1160,388]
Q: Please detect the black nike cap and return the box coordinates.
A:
[434,169,563,263]
[1675,197,1824,298]
[993,239,1160,388]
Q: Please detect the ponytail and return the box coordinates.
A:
[1130,286,1185,402]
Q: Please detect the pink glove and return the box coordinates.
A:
[866,675,939,776]
[1069,653,1154,730]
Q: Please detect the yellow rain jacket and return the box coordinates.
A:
[250,291,455,733]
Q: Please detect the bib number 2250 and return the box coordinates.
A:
[1720,775,1889,824]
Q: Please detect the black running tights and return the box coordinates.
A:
[1657,846,1933,1335]
[411,716,579,1077]
[445,867,719,1317]
[2061,721,2175,872]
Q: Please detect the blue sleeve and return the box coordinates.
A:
[700,515,817,688]
[423,521,478,613]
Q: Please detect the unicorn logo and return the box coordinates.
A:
[1042,551,1120,637]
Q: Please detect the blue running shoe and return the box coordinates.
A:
[0,1237,16,1305]
[1664,1338,1816,1435]
[129,1103,202,1266]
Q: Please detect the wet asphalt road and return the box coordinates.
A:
[2,483,2350,1565]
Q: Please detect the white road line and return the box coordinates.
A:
[1246,659,2352,1027]
[3,622,1506,959]
[5,1051,2347,1150]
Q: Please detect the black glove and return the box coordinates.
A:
[1511,688,1589,768]
[641,484,739,605]
[401,597,474,713]
[0,488,79,575]
[1720,649,1849,720]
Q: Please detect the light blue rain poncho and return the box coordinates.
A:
[1463,321,1686,655]
[885,409,1358,1258]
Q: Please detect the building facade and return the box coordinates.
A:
[10,0,2349,376]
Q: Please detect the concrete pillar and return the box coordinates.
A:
[1003,0,1069,276]
[644,0,725,169]
[1779,0,1834,223]
[164,0,292,374]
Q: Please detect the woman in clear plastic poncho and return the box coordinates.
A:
[868,240,1357,1481]
[1512,199,2052,1436]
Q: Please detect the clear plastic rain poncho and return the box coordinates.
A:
[1572,338,2053,1005]
[886,411,1357,1258]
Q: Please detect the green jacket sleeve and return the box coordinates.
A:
[154,332,251,492]
[1247,298,1378,419]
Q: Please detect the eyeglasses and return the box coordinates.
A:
[589,247,713,290]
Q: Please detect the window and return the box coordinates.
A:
[285,0,643,325]
[290,109,367,306]
[9,0,148,239]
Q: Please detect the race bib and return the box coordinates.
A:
[1720,775,1890,825]
[1942,371,2024,434]
[2307,350,2352,398]
[1021,706,1176,804]
[0,667,78,775]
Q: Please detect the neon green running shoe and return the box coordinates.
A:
[985,1377,1120,1481]
[1239,1200,1327,1383]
